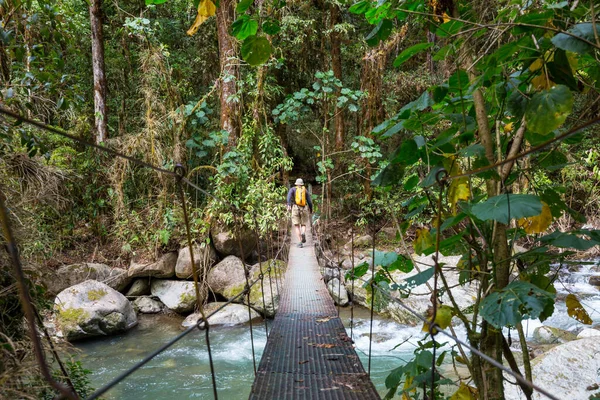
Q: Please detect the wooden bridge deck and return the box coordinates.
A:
[249,229,380,399]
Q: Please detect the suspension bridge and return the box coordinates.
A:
[249,231,379,399]
[0,107,563,400]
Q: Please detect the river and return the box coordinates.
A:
[75,260,600,399]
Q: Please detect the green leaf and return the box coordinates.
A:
[393,42,434,67]
[436,20,463,37]
[241,35,272,66]
[535,150,569,171]
[538,230,600,251]
[402,267,434,289]
[346,262,370,280]
[403,175,419,191]
[448,69,469,92]
[552,23,600,54]
[373,162,405,187]
[389,256,414,273]
[391,139,420,165]
[146,0,169,4]
[471,194,542,224]
[349,0,371,15]
[236,0,253,13]
[480,281,555,329]
[262,19,280,35]
[366,19,393,46]
[374,250,397,267]
[525,85,573,135]
[231,16,258,40]
[546,49,577,91]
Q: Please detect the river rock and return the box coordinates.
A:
[344,235,373,249]
[322,267,341,283]
[207,256,246,295]
[175,243,218,279]
[182,303,260,328]
[210,223,257,259]
[243,260,286,317]
[54,280,137,341]
[533,326,577,344]
[150,280,199,314]
[589,276,600,287]
[133,297,163,314]
[327,278,349,306]
[45,263,131,295]
[128,252,178,279]
[577,328,600,339]
[504,338,600,399]
[125,279,151,296]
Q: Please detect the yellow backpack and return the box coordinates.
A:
[295,186,306,207]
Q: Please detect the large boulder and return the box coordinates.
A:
[533,326,577,344]
[504,338,600,399]
[45,263,131,296]
[327,278,349,306]
[132,297,163,314]
[128,252,178,279]
[54,280,137,341]
[577,328,600,339]
[125,279,151,297]
[150,280,200,314]
[182,303,260,328]
[210,223,257,259]
[207,256,246,295]
[345,254,475,326]
[175,243,217,279]
[207,258,286,317]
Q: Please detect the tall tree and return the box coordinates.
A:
[330,4,345,150]
[216,0,241,145]
[89,0,108,144]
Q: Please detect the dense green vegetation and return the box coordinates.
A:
[1,0,600,398]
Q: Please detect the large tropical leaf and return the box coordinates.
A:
[480,281,555,328]
[525,85,573,135]
[241,35,272,66]
[471,194,542,224]
[552,23,600,54]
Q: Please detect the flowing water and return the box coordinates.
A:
[75,261,600,399]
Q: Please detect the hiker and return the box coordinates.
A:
[286,178,313,248]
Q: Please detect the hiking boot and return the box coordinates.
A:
[301,233,306,243]
[298,243,303,248]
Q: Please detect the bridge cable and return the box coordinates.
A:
[175,164,219,400]
[253,215,270,336]
[367,218,376,376]
[234,213,257,375]
[349,224,355,341]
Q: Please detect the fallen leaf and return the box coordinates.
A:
[299,360,309,364]
[316,316,334,323]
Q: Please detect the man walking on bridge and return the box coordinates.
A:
[286,178,313,248]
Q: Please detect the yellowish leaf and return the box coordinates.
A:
[414,228,433,255]
[442,12,450,23]
[448,177,470,215]
[531,72,554,90]
[455,355,468,365]
[450,383,478,400]
[566,294,593,325]
[186,0,216,36]
[422,305,454,335]
[504,122,514,133]
[517,202,552,234]
[529,58,544,72]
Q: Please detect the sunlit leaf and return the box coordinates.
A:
[449,383,478,400]
[414,228,433,255]
[236,0,254,13]
[231,16,259,40]
[241,35,272,65]
[186,0,216,36]
[525,85,573,135]
[566,294,593,325]
[422,305,454,335]
[448,177,470,215]
[517,202,552,234]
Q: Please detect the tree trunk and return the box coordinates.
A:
[89,0,108,144]
[216,0,241,147]
[330,4,344,150]
[359,31,404,198]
